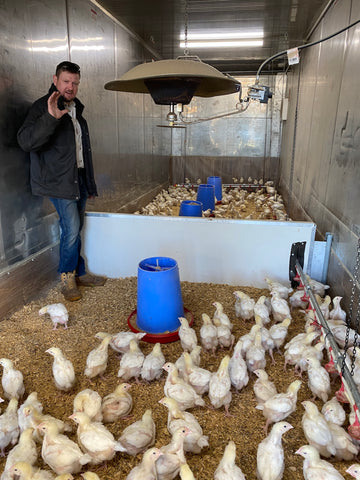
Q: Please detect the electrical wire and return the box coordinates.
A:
[256,18,360,82]
[178,100,250,125]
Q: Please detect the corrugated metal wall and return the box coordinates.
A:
[279,0,360,306]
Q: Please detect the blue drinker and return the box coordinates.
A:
[207,176,222,201]
[137,257,184,334]
[179,200,203,217]
[196,184,215,211]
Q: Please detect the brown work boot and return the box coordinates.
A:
[61,271,82,301]
[76,273,107,287]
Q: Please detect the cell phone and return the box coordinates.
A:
[57,95,66,110]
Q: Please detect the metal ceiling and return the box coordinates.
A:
[94,0,330,74]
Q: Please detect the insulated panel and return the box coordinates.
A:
[82,213,316,287]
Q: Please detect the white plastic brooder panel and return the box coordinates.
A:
[82,213,316,288]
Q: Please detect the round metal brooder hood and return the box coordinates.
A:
[104,58,241,105]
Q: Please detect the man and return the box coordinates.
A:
[17,61,106,301]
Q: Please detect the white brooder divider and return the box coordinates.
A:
[82,213,316,288]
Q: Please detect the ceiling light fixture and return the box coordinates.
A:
[179,40,263,48]
[180,31,264,40]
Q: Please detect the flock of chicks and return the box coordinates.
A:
[1,275,360,480]
[134,178,290,221]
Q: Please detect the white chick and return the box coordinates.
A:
[158,397,208,454]
[233,291,255,321]
[37,420,91,474]
[1,428,37,480]
[265,277,292,299]
[39,303,69,330]
[254,315,275,364]
[229,345,249,392]
[295,445,345,480]
[289,290,308,310]
[96,331,146,354]
[199,313,218,354]
[9,461,55,480]
[328,322,358,348]
[347,464,360,479]
[175,346,202,378]
[256,379,301,433]
[254,295,271,325]
[163,363,205,410]
[18,392,43,433]
[328,421,359,460]
[84,334,112,379]
[245,327,266,373]
[305,274,330,297]
[117,339,145,382]
[321,396,346,426]
[256,421,293,480]
[329,296,347,323]
[178,317,198,352]
[0,358,25,400]
[208,355,232,416]
[213,317,235,349]
[214,440,246,480]
[295,341,325,377]
[22,405,72,442]
[117,409,156,456]
[0,398,19,455]
[306,356,331,402]
[180,463,196,480]
[69,412,125,464]
[141,343,165,382]
[253,369,277,406]
[301,400,336,458]
[269,318,291,353]
[73,389,102,422]
[283,330,319,371]
[155,426,190,480]
[125,447,163,480]
[270,292,292,323]
[45,347,75,392]
[101,383,132,423]
[183,352,212,395]
[213,301,233,329]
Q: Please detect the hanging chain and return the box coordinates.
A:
[184,0,189,56]
[350,237,360,374]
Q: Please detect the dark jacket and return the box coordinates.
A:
[17,84,97,200]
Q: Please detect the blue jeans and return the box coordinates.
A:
[50,170,87,276]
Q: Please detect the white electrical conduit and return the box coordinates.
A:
[178,99,250,125]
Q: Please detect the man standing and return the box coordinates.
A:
[17,61,106,301]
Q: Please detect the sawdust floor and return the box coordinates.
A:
[0,278,354,479]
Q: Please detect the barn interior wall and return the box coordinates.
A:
[279,0,360,309]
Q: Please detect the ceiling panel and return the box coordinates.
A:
[95,0,329,74]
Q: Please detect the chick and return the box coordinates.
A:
[141,343,166,382]
[269,318,291,353]
[229,345,248,392]
[101,383,133,423]
[306,356,331,402]
[265,277,292,299]
[9,461,55,480]
[321,396,346,426]
[253,295,271,325]
[73,389,102,422]
[22,405,72,442]
[208,355,232,416]
[178,317,198,352]
[117,339,145,382]
[17,392,43,434]
[347,464,360,479]
[80,474,100,480]
[179,463,196,480]
[155,426,191,480]
[38,420,91,474]
[69,412,125,464]
[328,421,359,460]
[289,290,308,310]
[256,379,301,433]
[39,303,69,330]
[199,313,218,354]
[125,447,163,480]
[245,327,266,373]
[329,296,347,323]
[296,445,345,480]
[96,331,146,354]
[233,291,255,321]
[163,363,205,410]
[0,358,25,400]
[301,400,336,458]
[214,440,246,480]
[213,317,234,349]
[256,421,293,480]
[183,352,212,395]
[253,369,277,406]
[0,398,19,456]
[305,274,330,297]
[212,302,233,329]
[117,409,156,456]
[84,334,112,380]
[1,428,37,480]
[45,347,75,392]
[158,397,208,454]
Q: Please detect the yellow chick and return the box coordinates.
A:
[73,389,102,422]
[0,358,25,400]
[84,334,112,379]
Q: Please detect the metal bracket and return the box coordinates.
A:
[289,241,306,287]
